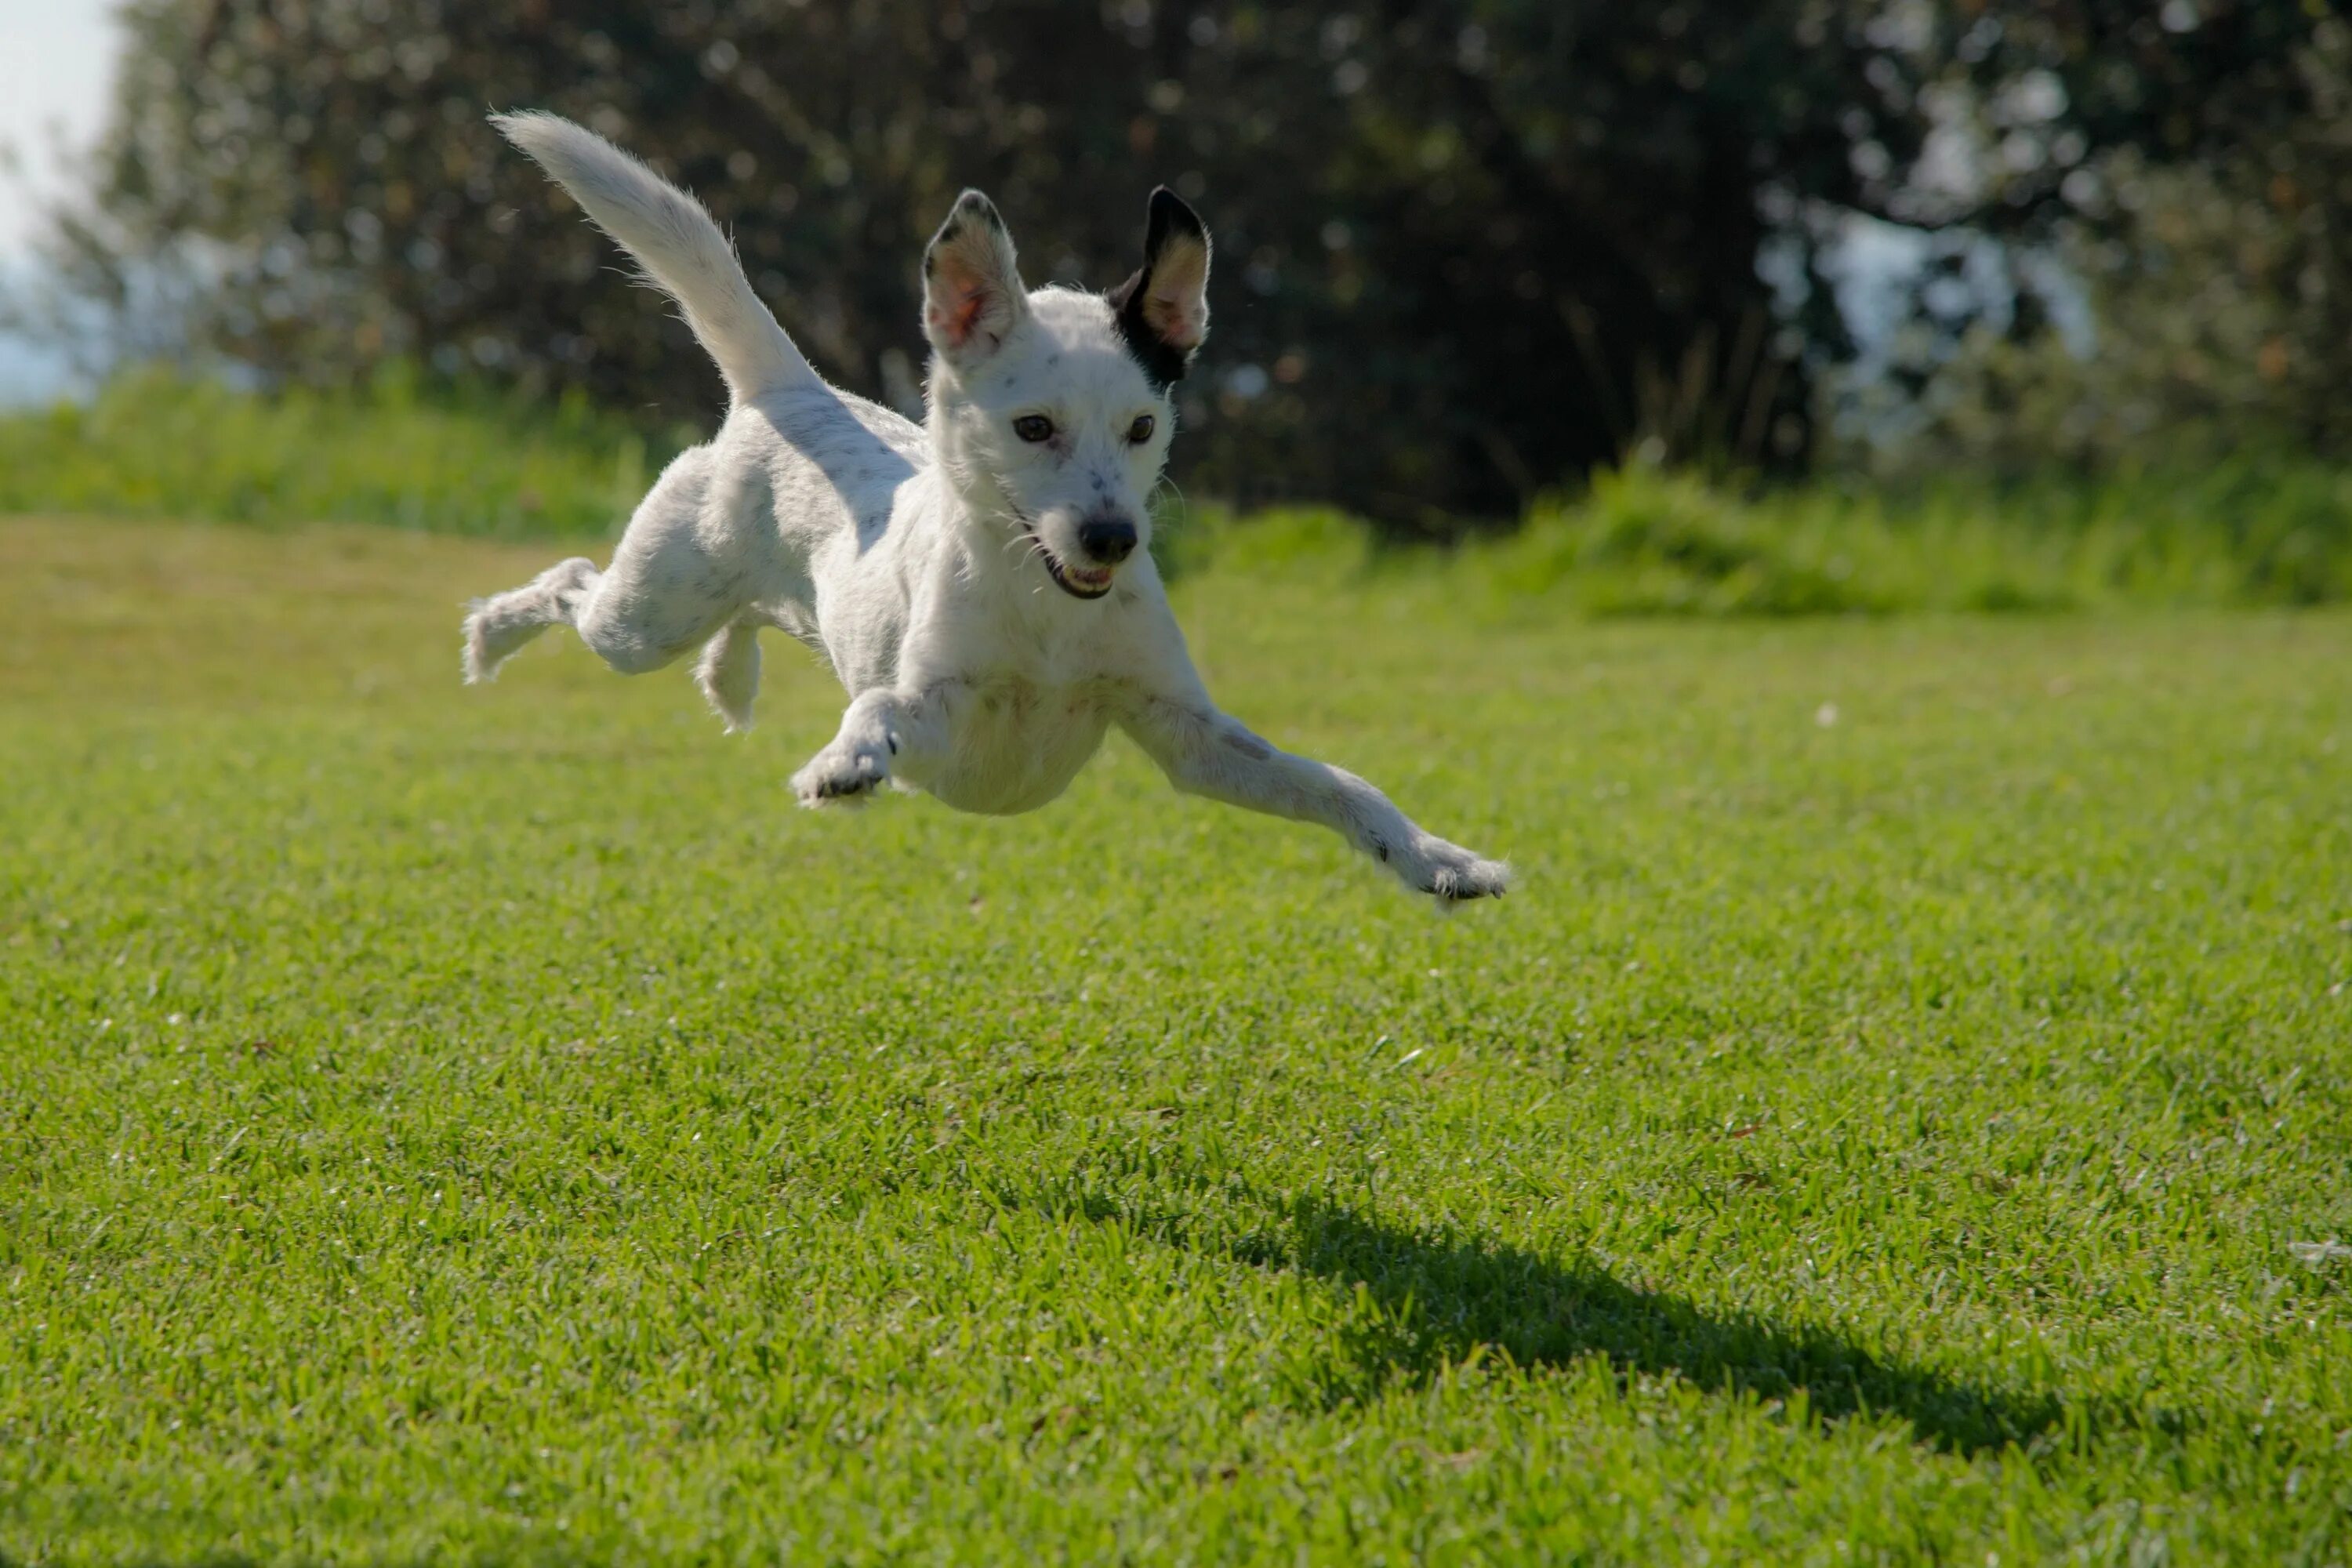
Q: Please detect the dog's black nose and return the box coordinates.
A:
[1077,516,1138,564]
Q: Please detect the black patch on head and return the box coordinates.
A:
[1107,185,1208,391]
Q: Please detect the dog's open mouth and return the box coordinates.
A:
[1024,528,1116,600]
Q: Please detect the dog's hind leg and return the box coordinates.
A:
[695,617,762,732]
[463,556,600,683]
[464,444,753,686]
[563,445,753,677]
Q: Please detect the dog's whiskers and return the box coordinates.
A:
[1153,475,1189,530]
[995,521,1050,564]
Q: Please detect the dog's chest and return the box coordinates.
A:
[922,672,1115,816]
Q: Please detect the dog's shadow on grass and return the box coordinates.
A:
[1020,1163,2071,1458]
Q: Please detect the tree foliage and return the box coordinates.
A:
[27,0,2336,528]
[1863,13,2352,473]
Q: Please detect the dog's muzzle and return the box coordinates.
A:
[1022,511,1135,600]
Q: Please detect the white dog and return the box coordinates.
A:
[463,112,1508,905]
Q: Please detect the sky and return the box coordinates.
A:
[0,0,114,254]
[0,0,118,401]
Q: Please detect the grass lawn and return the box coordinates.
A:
[3,514,2350,1565]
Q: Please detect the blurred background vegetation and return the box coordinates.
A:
[1,0,2346,597]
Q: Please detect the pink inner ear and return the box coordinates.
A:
[927,277,991,347]
[927,244,1012,350]
[1144,241,1210,349]
[1145,293,1203,350]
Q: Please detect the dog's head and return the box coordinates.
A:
[920,187,1210,599]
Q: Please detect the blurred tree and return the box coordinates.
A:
[20,0,2334,528]
[1853,9,2352,473]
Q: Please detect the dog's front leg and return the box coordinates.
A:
[1120,696,1509,904]
[791,683,960,807]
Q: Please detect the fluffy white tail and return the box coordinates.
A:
[492,111,813,403]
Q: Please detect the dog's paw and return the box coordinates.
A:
[1392,833,1512,907]
[460,602,520,685]
[791,740,890,807]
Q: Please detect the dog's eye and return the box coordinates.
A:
[1126,415,1156,444]
[1012,415,1054,443]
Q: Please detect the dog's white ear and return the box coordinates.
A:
[1109,187,1211,388]
[923,191,1029,368]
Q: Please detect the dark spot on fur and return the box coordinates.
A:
[959,192,1006,232]
[1225,730,1272,761]
[1045,352,1061,367]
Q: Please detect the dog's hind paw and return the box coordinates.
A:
[791,740,891,807]
[460,603,517,684]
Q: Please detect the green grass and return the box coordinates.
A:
[1473,461,2352,613]
[4,514,2350,1565]
[0,368,683,539]
[6,372,2349,611]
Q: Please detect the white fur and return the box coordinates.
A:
[464,112,1508,905]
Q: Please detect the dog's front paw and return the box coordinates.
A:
[791,739,891,807]
[1390,833,1512,906]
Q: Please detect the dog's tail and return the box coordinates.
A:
[492,110,814,404]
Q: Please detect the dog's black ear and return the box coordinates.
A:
[923,189,1029,369]
[1108,187,1211,389]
